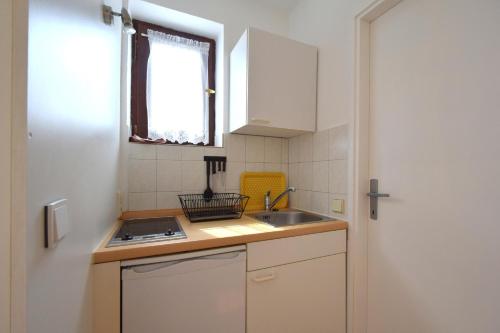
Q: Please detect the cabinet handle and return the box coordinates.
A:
[252,273,275,283]
[250,118,271,125]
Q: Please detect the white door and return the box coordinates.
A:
[367,1,500,332]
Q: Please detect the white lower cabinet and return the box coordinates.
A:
[246,231,347,333]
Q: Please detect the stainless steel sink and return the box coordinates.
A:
[248,210,333,227]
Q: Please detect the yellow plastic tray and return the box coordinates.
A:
[240,172,287,211]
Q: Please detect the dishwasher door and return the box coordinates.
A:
[121,246,246,333]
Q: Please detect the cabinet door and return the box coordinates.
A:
[247,253,346,333]
[247,28,317,132]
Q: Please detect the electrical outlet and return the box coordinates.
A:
[332,199,344,214]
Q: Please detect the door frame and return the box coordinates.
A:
[349,1,402,332]
[10,0,29,332]
[0,0,13,331]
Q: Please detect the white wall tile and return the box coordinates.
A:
[312,161,329,193]
[157,160,182,191]
[281,164,289,184]
[211,173,226,193]
[129,192,156,211]
[298,162,313,190]
[329,124,349,160]
[226,162,245,189]
[157,191,181,209]
[290,189,299,209]
[284,125,349,217]
[304,162,313,190]
[157,145,182,160]
[225,133,246,162]
[289,190,298,208]
[128,159,156,192]
[311,191,329,215]
[246,136,265,162]
[181,146,204,161]
[296,163,304,188]
[299,190,312,211]
[281,138,289,163]
[181,161,205,192]
[313,130,329,161]
[299,133,313,162]
[128,133,296,210]
[289,136,299,163]
[302,190,313,211]
[246,162,265,172]
[289,163,298,188]
[205,146,226,157]
[264,163,282,172]
[264,137,282,163]
[129,143,156,159]
[329,159,348,194]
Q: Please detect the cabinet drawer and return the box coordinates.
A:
[247,230,346,271]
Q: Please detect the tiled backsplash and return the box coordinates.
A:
[288,124,349,218]
[127,134,289,211]
[126,125,349,218]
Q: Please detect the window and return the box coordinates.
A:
[131,20,216,146]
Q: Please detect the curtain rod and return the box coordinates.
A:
[139,33,211,46]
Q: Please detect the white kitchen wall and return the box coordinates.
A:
[288,0,370,131]
[127,134,289,210]
[0,0,13,331]
[26,0,122,332]
[289,124,349,219]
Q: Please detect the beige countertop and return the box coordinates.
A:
[93,209,348,264]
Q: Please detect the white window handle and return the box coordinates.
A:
[252,272,276,283]
[250,118,271,125]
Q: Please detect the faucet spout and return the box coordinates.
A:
[265,187,296,211]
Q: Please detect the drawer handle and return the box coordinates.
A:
[252,273,275,283]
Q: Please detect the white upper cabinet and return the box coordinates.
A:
[229,28,318,137]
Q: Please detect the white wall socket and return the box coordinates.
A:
[331,199,344,214]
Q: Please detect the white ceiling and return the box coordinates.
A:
[247,0,301,12]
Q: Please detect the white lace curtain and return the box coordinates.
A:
[146,29,210,144]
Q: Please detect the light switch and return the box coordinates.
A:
[331,199,344,214]
[45,199,69,248]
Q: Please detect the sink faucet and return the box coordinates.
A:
[265,187,296,211]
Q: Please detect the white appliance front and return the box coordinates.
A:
[121,246,246,333]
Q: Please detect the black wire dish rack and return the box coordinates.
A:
[178,193,250,222]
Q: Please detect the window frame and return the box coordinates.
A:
[130,19,216,146]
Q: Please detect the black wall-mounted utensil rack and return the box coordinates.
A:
[204,156,227,174]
